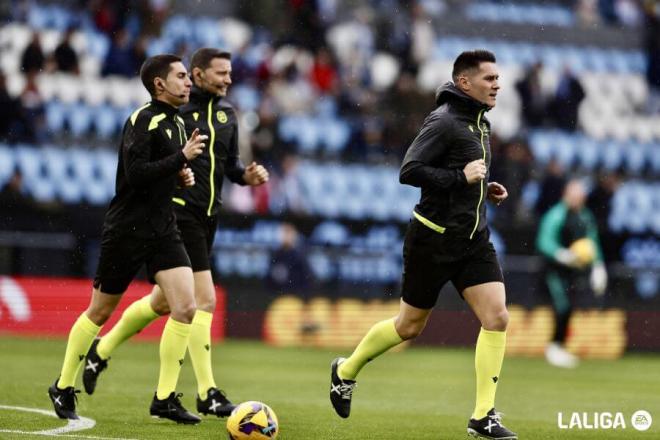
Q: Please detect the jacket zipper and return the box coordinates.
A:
[206,98,216,216]
[469,109,486,239]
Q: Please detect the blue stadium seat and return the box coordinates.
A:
[320,117,350,154]
[93,106,118,139]
[624,142,647,175]
[96,150,118,190]
[46,101,67,133]
[315,96,338,117]
[311,221,350,246]
[230,85,260,112]
[601,140,624,171]
[278,115,305,144]
[575,136,599,170]
[307,251,333,281]
[194,17,223,47]
[296,117,320,154]
[16,146,57,202]
[163,15,193,42]
[42,147,82,204]
[554,134,576,168]
[85,30,110,61]
[0,145,15,187]
[27,5,49,29]
[68,103,93,137]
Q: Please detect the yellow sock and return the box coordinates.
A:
[338,318,403,380]
[156,317,191,400]
[188,310,216,400]
[96,295,160,359]
[473,328,506,420]
[57,313,101,388]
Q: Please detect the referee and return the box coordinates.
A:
[329,50,517,439]
[82,49,268,417]
[48,54,207,424]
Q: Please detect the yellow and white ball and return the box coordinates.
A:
[227,401,278,440]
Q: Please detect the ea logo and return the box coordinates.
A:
[217,111,228,123]
[631,410,652,431]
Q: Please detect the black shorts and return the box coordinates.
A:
[93,230,191,294]
[174,205,218,272]
[401,219,504,309]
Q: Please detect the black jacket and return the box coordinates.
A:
[175,85,246,216]
[400,82,492,239]
[103,99,187,238]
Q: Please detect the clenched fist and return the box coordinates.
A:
[463,159,486,184]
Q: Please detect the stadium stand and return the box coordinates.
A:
[0,1,658,293]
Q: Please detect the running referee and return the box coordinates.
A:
[48,54,207,424]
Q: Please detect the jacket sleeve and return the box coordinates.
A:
[399,114,467,190]
[536,204,566,260]
[224,125,247,185]
[123,117,186,187]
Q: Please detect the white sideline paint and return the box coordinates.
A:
[0,405,137,439]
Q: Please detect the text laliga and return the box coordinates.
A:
[558,412,626,429]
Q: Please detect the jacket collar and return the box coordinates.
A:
[189,84,219,104]
[434,82,491,116]
[149,98,179,116]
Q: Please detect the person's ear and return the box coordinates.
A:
[192,67,203,83]
[154,77,165,94]
[457,75,470,92]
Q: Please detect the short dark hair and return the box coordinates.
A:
[190,48,231,71]
[140,54,182,96]
[452,50,496,82]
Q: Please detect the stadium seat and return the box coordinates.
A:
[55,74,82,103]
[320,117,350,154]
[93,106,119,139]
[16,146,57,202]
[230,85,260,112]
[575,137,600,170]
[296,117,320,154]
[601,141,624,171]
[81,77,107,106]
[46,101,67,133]
[311,221,350,246]
[68,103,93,137]
[0,145,15,187]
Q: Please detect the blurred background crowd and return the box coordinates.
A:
[0,0,658,309]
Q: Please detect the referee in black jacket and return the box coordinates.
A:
[49,54,208,424]
[82,49,268,418]
[329,50,517,439]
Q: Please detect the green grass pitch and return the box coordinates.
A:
[0,336,658,439]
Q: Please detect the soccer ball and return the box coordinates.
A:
[226,401,279,439]
[569,238,596,267]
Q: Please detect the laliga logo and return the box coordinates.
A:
[558,410,652,431]
[0,276,31,322]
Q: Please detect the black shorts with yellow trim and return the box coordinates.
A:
[401,216,504,309]
[93,229,191,295]
[174,203,218,272]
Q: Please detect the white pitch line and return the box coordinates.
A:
[0,404,138,440]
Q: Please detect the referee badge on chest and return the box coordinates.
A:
[217,111,228,123]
